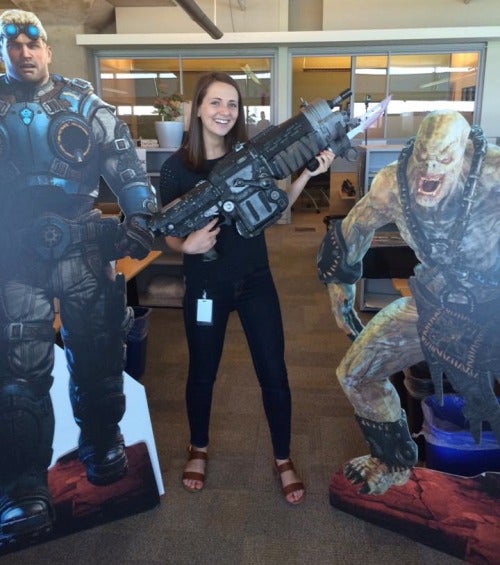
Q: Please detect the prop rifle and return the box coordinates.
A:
[150,89,390,239]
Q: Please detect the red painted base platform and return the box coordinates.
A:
[0,441,160,555]
[329,467,499,565]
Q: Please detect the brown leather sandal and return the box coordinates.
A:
[275,459,305,505]
[182,446,208,493]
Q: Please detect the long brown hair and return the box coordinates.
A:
[184,72,248,171]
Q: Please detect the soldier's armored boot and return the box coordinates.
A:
[64,275,133,486]
[0,377,55,543]
[70,374,128,486]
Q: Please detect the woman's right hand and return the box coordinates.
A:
[181,217,221,255]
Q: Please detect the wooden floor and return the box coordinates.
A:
[2,209,464,565]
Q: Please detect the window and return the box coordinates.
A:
[98,56,273,141]
[361,52,479,140]
[95,45,483,144]
[292,47,482,142]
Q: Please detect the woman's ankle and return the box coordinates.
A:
[190,444,208,452]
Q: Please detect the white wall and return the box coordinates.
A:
[115,0,500,34]
[115,0,289,34]
[322,0,500,29]
[44,23,92,82]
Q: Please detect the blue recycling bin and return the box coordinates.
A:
[421,394,500,477]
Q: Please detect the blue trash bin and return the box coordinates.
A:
[421,394,500,476]
[125,306,151,381]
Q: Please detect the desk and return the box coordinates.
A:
[117,251,163,305]
[392,278,412,297]
[116,251,162,282]
[359,244,418,311]
[53,250,162,332]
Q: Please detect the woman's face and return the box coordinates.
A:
[197,81,239,139]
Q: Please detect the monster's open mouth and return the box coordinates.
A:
[417,175,443,197]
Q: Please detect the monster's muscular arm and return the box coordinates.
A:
[323,164,399,336]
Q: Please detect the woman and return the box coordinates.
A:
[159,72,334,505]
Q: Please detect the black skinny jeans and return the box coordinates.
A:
[183,267,291,459]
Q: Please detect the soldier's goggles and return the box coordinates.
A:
[1,23,42,41]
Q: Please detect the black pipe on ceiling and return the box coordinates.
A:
[175,0,223,40]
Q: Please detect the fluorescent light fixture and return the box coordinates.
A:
[100,72,177,80]
[356,66,474,76]
[116,73,156,79]
[352,99,474,117]
[355,69,387,76]
[116,105,156,116]
[116,106,133,115]
[230,72,271,80]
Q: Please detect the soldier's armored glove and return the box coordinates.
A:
[115,214,154,260]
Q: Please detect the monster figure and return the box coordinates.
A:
[0,10,157,542]
[317,109,500,495]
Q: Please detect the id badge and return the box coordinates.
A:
[196,291,213,325]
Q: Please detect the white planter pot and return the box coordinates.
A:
[155,120,184,150]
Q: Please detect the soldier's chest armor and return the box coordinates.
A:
[0,89,96,192]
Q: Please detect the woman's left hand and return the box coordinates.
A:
[286,148,336,208]
[309,149,335,177]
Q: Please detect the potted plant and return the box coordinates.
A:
[153,92,184,122]
[153,91,185,149]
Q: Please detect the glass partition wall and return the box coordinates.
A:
[291,49,482,143]
[95,45,483,144]
[98,56,273,141]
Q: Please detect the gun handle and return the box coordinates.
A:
[306,157,319,172]
[306,143,335,171]
[202,249,219,262]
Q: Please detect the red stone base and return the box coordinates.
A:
[329,466,500,565]
[1,442,160,555]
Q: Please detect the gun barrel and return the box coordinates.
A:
[328,88,352,109]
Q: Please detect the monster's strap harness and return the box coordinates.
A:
[398,128,500,445]
[397,125,493,296]
[317,219,362,285]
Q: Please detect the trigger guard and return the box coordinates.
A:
[345,147,358,162]
[217,214,232,227]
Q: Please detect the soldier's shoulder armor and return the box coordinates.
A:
[52,74,112,117]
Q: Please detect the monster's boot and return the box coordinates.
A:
[356,409,419,471]
[0,376,55,542]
